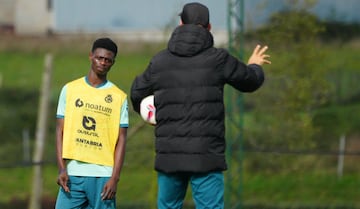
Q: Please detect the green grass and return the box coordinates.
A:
[242,172,359,207]
[2,165,359,208]
[0,166,156,205]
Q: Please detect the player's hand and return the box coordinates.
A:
[57,171,70,192]
[247,45,271,65]
[101,178,118,200]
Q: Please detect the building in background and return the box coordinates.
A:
[14,0,53,35]
[0,0,15,34]
[0,0,53,35]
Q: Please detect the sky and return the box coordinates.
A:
[53,0,360,32]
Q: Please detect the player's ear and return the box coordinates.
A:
[207,23,211,31]
[89,52,93,60]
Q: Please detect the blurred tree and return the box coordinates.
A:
[0,88,38,163]
[242,0,332,172]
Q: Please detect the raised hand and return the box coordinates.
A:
[247,45,271,65]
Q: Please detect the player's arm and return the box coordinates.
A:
[102,100,128,200]
[56,118,70,192]
[112,127,127,181]
[223,45,270,92]
[101,127,127,200]
[55,85,70,192]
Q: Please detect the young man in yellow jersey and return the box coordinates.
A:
[55,37,128,209]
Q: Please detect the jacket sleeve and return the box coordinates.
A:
[223,52,265,92]
[130,63,154,114]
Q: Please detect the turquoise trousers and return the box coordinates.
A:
[55,176,115,209]
[157,171,224,209]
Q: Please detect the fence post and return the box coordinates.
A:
[28,53,53,209]
[337,134,346,179]
[0,73,3,88]
[22,128,30,163]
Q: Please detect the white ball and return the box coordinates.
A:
[140,95,156,125]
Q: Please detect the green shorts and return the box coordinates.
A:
[55,176,116,209]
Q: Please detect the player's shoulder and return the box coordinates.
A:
[150,49,169,61]
[66,77,85,87]
[212,47,229,56]
[107,81,127,96]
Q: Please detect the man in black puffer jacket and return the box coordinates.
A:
[130,2,271,209]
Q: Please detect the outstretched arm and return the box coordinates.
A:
[223,45,271,92]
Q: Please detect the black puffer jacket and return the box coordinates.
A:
[131,24,264,173]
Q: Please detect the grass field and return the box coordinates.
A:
[1,35,360,208]
[2,164,359,208]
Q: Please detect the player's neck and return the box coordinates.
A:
[86,73,107,87]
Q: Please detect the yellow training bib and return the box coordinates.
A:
[62,78,126,166]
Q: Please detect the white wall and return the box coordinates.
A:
[15,0,53,35]
[0,0,15,25]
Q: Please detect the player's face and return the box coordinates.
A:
[90,48,115,75]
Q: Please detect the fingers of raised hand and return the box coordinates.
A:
[255,45,271,64]
[258,45,269,55]
[262,54,271,64]
[252,45,261,55]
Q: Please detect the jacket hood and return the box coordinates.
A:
[168,24,214,57]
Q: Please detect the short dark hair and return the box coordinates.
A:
[91,38,118,56]
[180,2,209,27]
